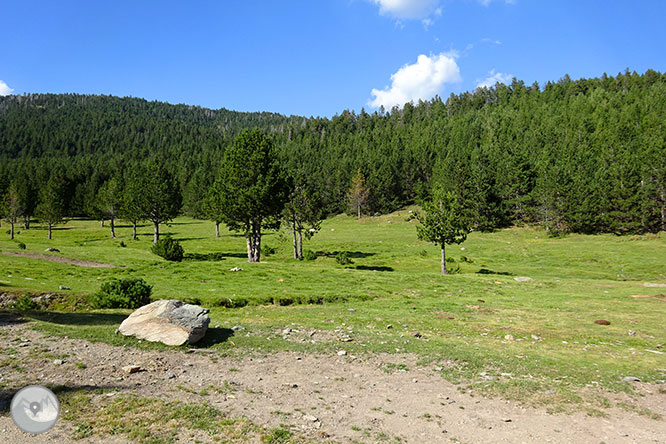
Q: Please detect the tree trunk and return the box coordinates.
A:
[110,217,116,239]
[441,244,447,275]
[100,219,104,228]
[247,224,261,262]
[132,222,137,240]
[292,218,298,259]
[48,222,52,240]
[153,222,159,244]
[9,222,14,240]
[297,229,303,260]
[357,203,361,220]
[215,222,220,238]
[24,216,30,230]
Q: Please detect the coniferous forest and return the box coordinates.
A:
[1,69,665,236]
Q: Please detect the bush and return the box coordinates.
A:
[17,241,27,250]
[90,277,152,309]
[12,294,39,311]
[119,241,126,248]
[262,245,276,256]
[151,235,184,262]
[302,249,318,261]
[335,251,353,266]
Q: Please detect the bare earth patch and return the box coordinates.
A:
[1,251,117,268]
[0,323,664,444]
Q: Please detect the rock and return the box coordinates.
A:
[504,335,514,341]
[531,334,541,340]
[622,376,641,383]
[45,248,60,253]
[282,327,292,335]
[59,285,70,290]
[229,267,243,272]
[117,299,210,346]
[337,350,347,356]
[386,324,393,329]
[513,276,533,282]
[53,359,64,365]
[411,332,422,338]
[165,373,176,380]
[628,330,636,336]
[231,325,245,331]
[122,365,142,374]
[302,414,319,422]
[594,320,611,325]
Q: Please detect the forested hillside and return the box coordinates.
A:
[1,69,665,234]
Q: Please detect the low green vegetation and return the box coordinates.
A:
[1,210,665,411]
[90,277,153,309]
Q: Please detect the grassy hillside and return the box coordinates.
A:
[1,211,665,411]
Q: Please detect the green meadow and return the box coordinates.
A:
[1,210,665,410]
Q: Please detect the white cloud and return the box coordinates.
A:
[0,80,14,96]
[476,69,513,89]
[369,53,461,109]
[372,0,440,20]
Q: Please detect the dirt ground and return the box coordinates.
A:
[0,321,664,444]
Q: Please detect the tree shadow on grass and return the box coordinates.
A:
[476,268,513,276]
[189,327,234,348]
[318,250,376,259]
[22,311,128,326]
[355,265,394,272]
[0,384,132,414]
[183,253,227,262]
[213,252,249,259]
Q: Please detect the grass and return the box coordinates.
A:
[55,387,315,443]
[1,210,666,412]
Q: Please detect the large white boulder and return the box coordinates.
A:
[117,299,210,346]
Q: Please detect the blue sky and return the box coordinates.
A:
[1,1,665,117]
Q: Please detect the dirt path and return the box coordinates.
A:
[1,251,117,268]
[0,323,664,444]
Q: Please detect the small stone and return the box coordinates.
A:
[231,325,245,331]
[434,366,443,371]
[229,267,243,272]
[302,414,318,422]
[622,376,641,383]
[59,285,70,290]
[283,383,298,388]
[531,334,541,340]
[628,331,636,336]
[513,276,532,282]
[45,248,60,253]
[53,359,64,365]
[165,373,176,380]
[504,335,514,341]
[337,350,347,356]
[411,332,422,338]
[503,418,512,423]
[386,324,393,329]
[282,328,292,335]
[412,378,418,383]
[348,308,355,312]
[122,365,142,374]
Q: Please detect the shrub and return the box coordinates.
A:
[151,235,184,262]
[119,241,126,248]
[335,251,353,266]
[262,245,276,256]
[90,277,152,309]
[17,242,26,250]
[418,249,428,257]
[445,257,461,274]
[12,294,39,311]
[303,249,318,261]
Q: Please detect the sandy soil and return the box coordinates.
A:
[1,251,117,268]
[0,321,664,444]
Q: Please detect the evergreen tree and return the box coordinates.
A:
[142,160,182,244]
[214,129,289,262]
[35,170,67,240]
[347,169,369,219]
[96,176,123,239]
[414,186,470,275]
